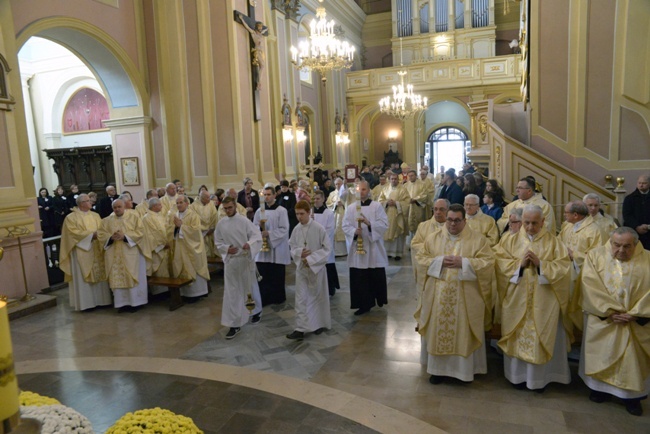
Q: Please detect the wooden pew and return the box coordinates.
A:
[147,276,194,311]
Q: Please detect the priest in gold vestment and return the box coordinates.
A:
[378,174,410,259]
[170,195,210,299]
[191,190,218,258]
[583,193,618,240]
[405,170,429,236]
[135,189,158,217]
[415,204,495,384]
[411,199,448,297]
[60,194,112,311]
[495,205,572,391]
[575,227,650,416]
[371,175,386,200]
[141,198,170,294]
[326,177,352,256]
[218,188,248,222]
[497,178,556,234]
[160,182,178,215]
[464,194,500,247]
[98,199,148,312]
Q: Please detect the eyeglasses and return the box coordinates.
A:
[446,218,464,224]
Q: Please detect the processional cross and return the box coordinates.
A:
[234,1,268,121]
[300,154,324,179]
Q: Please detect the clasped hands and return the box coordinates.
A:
[173,216,183,228]
[110,230,125,241]
[442,255,463,269]
[301,249,311,267]
[520,250,540,268]
[387,199,396,207]
[227,243,250,255]
[609,312,636,324]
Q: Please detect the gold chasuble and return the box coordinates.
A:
[60,209,106,283]
[592,212,617,241]
[98,211,146,289]
[160,195,178,216]
[410,219,445,294]
[326,188,353,243]
[495,228,572,364]
[405,179,429,233]
[378,185,410,242]
[141,211,170,277]
[135,201,149,217]
[558,216,603,270]
[169,208,210,281]
[466,209,500,247]
[371,183,385,201]
[497,194,556,234]
[190,200,218,258]
[415,227,495,357]
[577,244,650,391]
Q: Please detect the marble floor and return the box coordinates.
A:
[9,255,650,433]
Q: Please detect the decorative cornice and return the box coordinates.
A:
[102,116,152,128]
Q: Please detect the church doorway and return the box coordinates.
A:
[424,127,470,173]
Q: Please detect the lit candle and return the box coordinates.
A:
[0,300,19,426]
[260,205,266,221]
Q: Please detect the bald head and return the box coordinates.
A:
[228,188,238,199]
[637,175,650,193]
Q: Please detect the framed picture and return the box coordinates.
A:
[344,164,358,183]
[120,157,140,186]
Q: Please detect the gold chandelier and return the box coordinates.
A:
[290,0,355,76]
[378,29,427,120]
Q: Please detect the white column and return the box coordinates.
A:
[464,0,472,29]
[412,0,420,35]
[489,0,495,26]
[429,0,436,33]
[447,0,455,31]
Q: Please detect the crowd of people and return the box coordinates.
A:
[51,168,650,416]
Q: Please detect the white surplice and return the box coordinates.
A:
[342,200,389,270]
[215,213,263,328]
[289,220,332,332]
[253,204,291,265]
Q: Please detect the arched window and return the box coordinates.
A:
[424,127,471,173]
[62,87,110,134]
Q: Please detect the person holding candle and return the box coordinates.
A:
[494,205,572,392]
[253,186,291,306]
[342,180,389,315]
[415,204,495,385]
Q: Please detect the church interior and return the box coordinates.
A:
[1,0,649,432]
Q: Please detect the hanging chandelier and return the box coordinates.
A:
[378,14,427,120]
[290,0,355,76]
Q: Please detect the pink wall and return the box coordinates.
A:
[584,0,616,159]
[114,132,145,200]
[538,0,569,140]
[212,2,238,176]
[373,114,403,163]
[143,0,165,179]
[0,114,16,187]
[11,0,140,70]
[183,2,208,177]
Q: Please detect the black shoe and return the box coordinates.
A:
[354,308,370,316]
[534,386,546,394]
[429,375,444,385]
[314,327,326,335]
[512,382,527,390]
[225,327,241,340]
[589,390,609,403]
[286,330,304,340]
[394,256,401,261]
[251,313,261,324]
[624,399,643,416]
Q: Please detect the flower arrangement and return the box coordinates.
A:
[20,404,93,433]
[19,390,61,406]
[106,408,203,434]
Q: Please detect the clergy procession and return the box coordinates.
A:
[57,170,650,416]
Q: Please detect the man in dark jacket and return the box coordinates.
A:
[97,184,119,218]
[438,169,464,205]
[276,180,298,236]
[623,175,650,249]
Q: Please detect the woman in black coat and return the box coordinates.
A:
[38,187,55,238]
[51,185,69,236]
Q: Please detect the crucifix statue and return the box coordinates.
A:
[234,2,268,121]
[300,154,324,180]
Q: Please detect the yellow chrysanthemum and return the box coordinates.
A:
[19,391,61,406]
[106,408,203,434]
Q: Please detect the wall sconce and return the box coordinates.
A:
[282,128,293,142]
[295,128,306,143]
[387,130,399,140]
[336,132,350,146]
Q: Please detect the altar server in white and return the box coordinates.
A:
[311,190,339,296]
[342,180,389,315]
[286,200,332,340]
[214,197,264,340]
